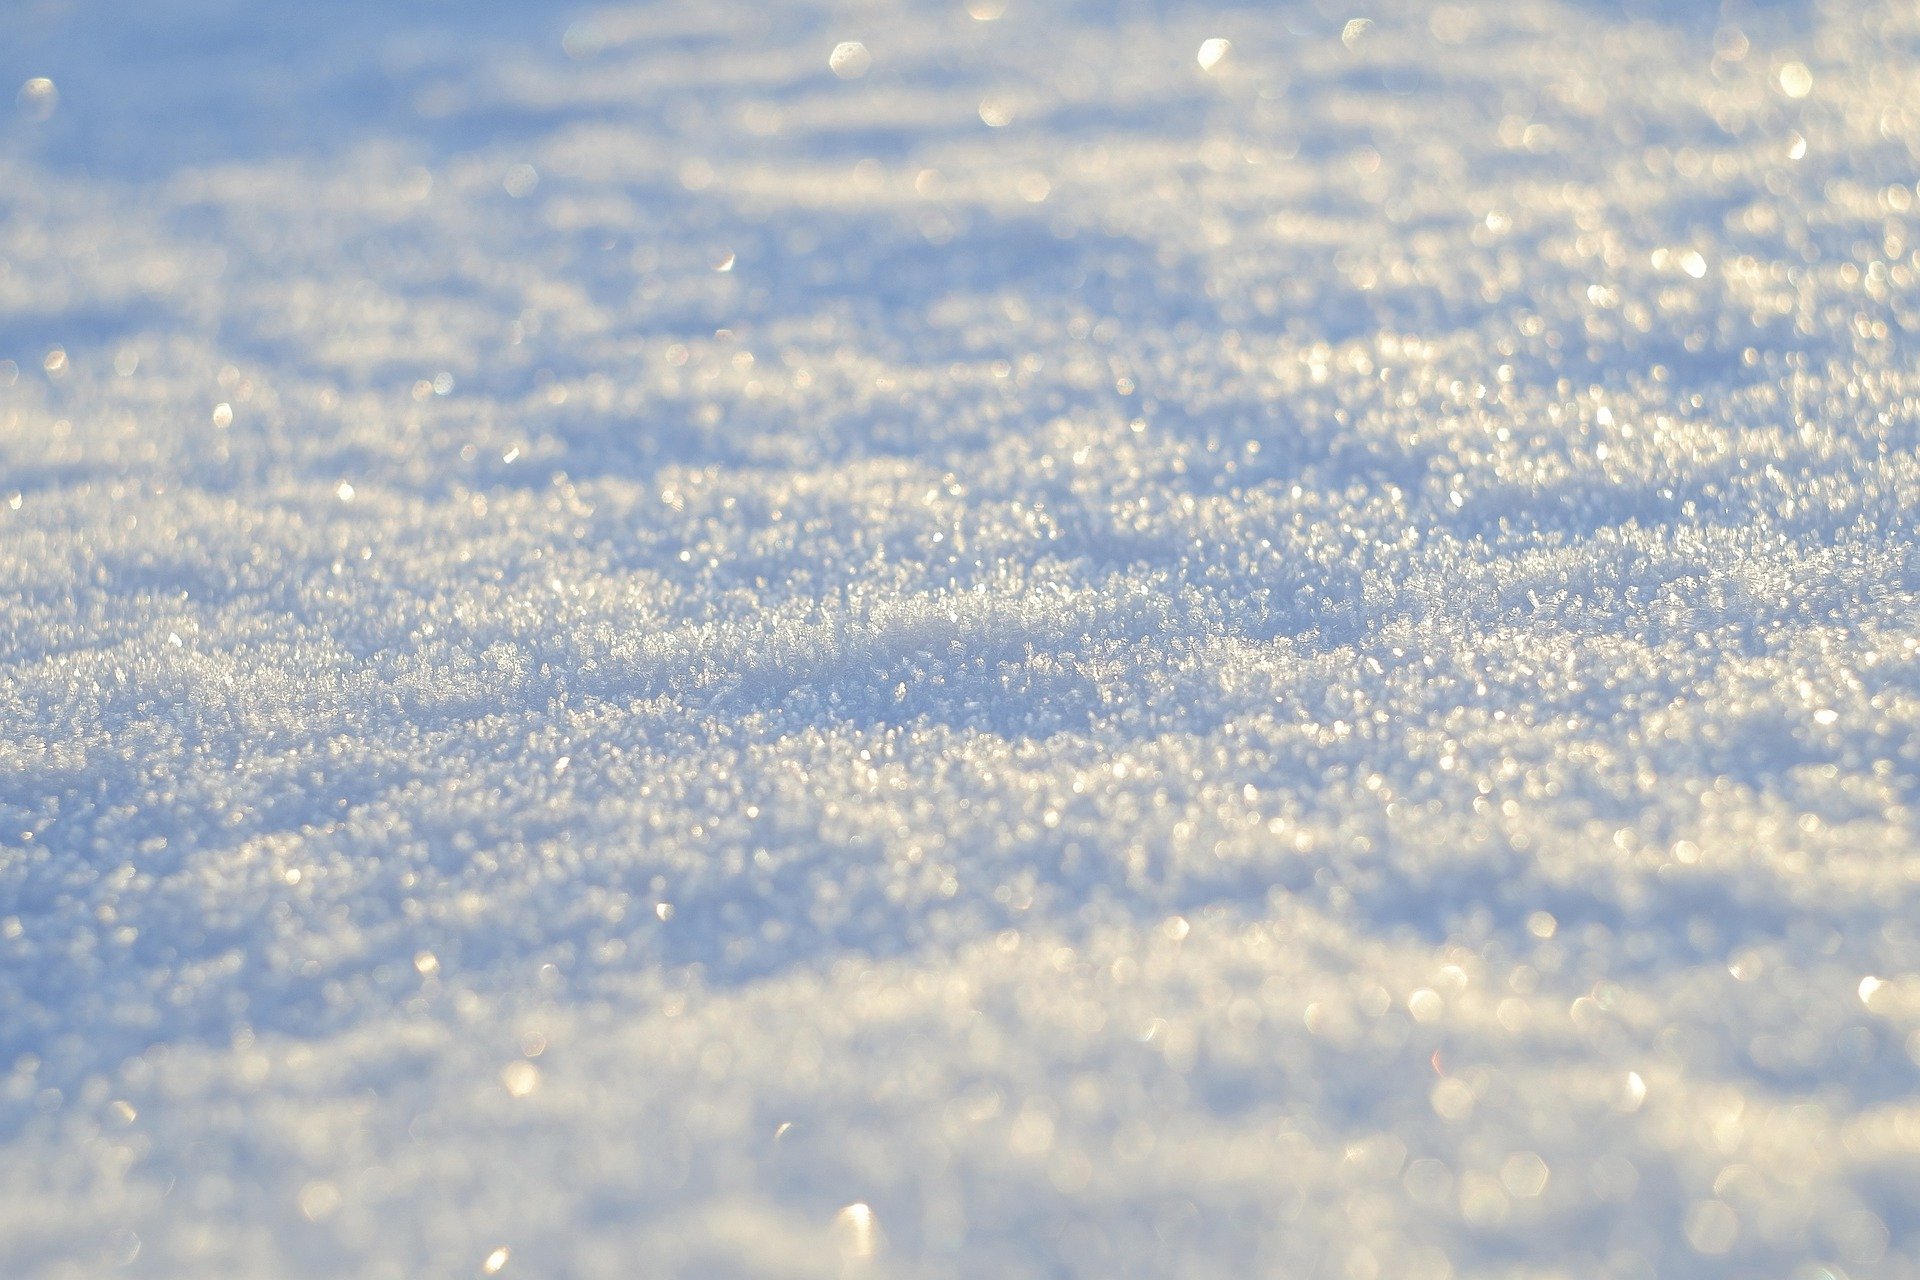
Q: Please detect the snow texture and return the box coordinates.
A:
[5,0,1920,1275]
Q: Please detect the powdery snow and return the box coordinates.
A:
[4,0,1920,1276]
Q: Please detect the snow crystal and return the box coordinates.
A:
[5,0,1920,1275]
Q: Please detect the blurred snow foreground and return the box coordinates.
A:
[5,0,1920,1274]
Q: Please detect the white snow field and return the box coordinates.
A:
[4,0,1920,1275]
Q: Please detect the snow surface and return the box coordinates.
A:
[5,0,1920,1275]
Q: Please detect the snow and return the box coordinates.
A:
[4,0,1920,1275]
